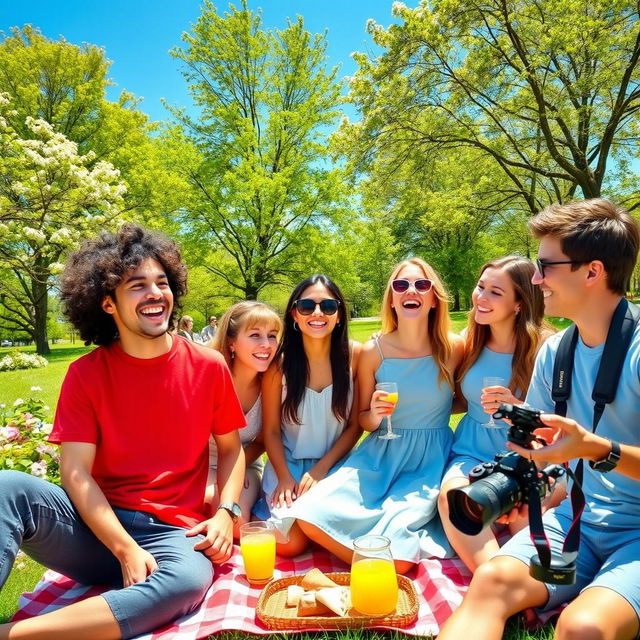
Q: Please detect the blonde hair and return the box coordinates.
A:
[380,257,454,387]
[211,301,282,367]
[456,256,552,397]
[177,315,193,332]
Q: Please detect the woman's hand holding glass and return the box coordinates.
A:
[373,382,400,439]
[480,377,518,427]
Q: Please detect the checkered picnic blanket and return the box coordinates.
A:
[14,547,472,638]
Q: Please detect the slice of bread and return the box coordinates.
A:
[300,568,339,590]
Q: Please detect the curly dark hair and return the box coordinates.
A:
[60,223,188,346]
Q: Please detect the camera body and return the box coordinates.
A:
[448,450,563,536]
[447,403,574,584]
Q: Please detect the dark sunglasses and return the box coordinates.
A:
[293,298,340,316]
[391,278,433,294]
[535,258,585,279]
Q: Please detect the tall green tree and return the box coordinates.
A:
[168,1,347,299]
[0,26,187,351]
[0,97,126,354]
[0,26,179,223]
[346,0,640,213]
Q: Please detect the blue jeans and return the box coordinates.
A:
[0,470,215,639]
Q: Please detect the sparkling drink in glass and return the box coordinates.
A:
[481,376,506,428]
[375,382,400,440]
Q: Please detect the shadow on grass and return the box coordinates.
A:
[43,346,92,363]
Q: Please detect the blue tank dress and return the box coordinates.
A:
[253,380,353,525]
[287,348,455,562]
[443,347,513,482]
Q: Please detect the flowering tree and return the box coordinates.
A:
[0,94,126,354]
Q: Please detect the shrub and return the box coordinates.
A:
[0,395,59,484]
[0,351,48,372]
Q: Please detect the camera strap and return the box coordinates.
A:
[530,297,640,568]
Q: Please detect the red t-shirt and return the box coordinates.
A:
[50,336,246,529]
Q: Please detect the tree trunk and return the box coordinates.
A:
[32,278,50,355]
[452,290,461,312]
[244,283,259,301]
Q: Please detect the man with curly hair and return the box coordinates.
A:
[0,224,246,639]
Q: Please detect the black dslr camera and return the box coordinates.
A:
[447,403,575,584]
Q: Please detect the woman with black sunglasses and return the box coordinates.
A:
[257,274,362,556]
[437,256,555,573]
[289,258,464,574]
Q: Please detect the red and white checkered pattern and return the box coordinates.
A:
[13,547,473,638]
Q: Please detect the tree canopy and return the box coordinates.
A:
[168,0,348,299]
[345,0,640,213]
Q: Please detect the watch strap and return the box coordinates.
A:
[217,502,241,521]
[588,439,620,473]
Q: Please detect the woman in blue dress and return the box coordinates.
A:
[291,258,464,574]
[259,275,362,556]
[438,256,552,572]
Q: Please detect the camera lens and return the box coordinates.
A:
[448,472,523,535]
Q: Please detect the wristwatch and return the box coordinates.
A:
[217,502,242,522]
[589,439,621,473]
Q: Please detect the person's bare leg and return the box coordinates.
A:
[437,555,548,640]
[0,594,120,640]
[276,521,309,557]
[297,520,414,574]
[438,476,501,572]
[554,587,639,640]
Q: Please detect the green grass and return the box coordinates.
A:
[0,343,92,410]
[0,325,557,637]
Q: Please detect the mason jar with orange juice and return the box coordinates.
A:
[350,534,398,616]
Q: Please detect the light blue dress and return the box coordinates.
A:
[287,344,455,562]
[443,348,513,482]
[257,381,352,525]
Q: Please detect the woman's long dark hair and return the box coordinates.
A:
[280,275,351,425]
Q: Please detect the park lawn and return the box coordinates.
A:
[0,317,566,637]
[0,343,92,410]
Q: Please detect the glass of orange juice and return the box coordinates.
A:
[375,382,400,440]
[239,522,276,586]
[350,534,398,616]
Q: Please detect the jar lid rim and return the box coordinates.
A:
[353,534,391,551]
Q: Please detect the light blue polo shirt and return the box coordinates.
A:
[525,323,640,529]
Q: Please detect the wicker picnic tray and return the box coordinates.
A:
[256,572,419,630]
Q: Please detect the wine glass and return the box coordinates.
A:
[375,382,400,440]
[481,376,506,428]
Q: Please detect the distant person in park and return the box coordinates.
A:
[258,274,362,556]
[0,224,246,640]
[438,256,555,572]
[176,314,197,341]
[201,315,218,342]
[206,301,281,534]
[291,258,464,574]
[438,198,640,640]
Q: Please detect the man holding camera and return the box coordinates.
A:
[438,198,640,640]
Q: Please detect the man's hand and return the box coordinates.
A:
[187,510,234,563]
[115,542,158,587]
[506,413,590,464]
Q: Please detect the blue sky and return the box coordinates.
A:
[2,0,398,123]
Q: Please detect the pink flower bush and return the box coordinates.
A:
[0,395,59,484]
